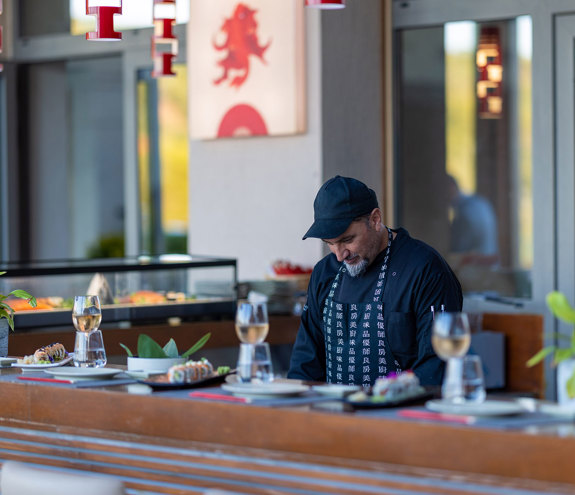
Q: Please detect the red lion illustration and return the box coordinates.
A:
[213,3,271,88]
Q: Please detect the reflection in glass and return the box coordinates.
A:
[396,16,532,298]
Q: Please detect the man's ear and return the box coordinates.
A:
[370,208,384,230]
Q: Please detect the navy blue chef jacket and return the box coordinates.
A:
[288,228,463,386]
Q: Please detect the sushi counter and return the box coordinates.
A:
[0,362,573,495]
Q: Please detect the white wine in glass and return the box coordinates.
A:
[432,312,471,403]
[235,301,269,344]
[432,333,471,360]
[72,295,102,333]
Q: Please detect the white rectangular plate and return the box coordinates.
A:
[44,367,122,379]
[425,399,525,416]
[11,355,73,370]
[221,383,310,399]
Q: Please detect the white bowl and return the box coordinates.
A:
[127,356,185,372]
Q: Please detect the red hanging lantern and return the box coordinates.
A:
[152,0,178,77]
[476,26,503,119]
[305,0,345,9]
[86,0,122,41]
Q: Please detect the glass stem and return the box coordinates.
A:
[442,357,465,403]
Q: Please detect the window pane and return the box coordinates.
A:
[22,57,124,260]
[396,17,533,298]
[137,65,189,255]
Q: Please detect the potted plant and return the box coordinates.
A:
[0,272,37,357]
[120,332,211,372]
[527,291,575,406]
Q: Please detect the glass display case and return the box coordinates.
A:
[0,255,237,329]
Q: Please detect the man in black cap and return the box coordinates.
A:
[288,176,462,386]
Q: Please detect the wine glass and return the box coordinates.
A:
[72,295,102,333]
[72,295,104,368]
[235,301,269,344]
[431,312,471,403]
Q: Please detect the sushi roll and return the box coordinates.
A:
[48,343,67,361]
[33,349,51,363]
[167,358,215,384]
[168,364,187,384]
[184,362,199,382]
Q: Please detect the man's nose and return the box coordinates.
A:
[333,245,349,262]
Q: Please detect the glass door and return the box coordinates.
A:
[555,14,575,340]
[395,16,532,302]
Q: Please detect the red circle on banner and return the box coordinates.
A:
[217,104,269,138]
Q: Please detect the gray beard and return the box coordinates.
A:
[344,258,369,277]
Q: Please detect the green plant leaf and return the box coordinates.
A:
[162,338,179,358]
[567,369,575,399]
[119,343,133,357]
[182,332,211,358]
[0,273,36,330]
[9,289,36,306]
[554,348,575,364]
[547,291,575,324]
[137,334,168,358]
[0,301,15,331]
[526,346,555,367]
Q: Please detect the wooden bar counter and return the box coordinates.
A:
[0,365,573,495]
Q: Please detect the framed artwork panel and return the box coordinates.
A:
[188,0,306,139]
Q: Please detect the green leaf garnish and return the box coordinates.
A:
[119,343,133,357]
[182,332,211,358]
[217,365,231,375]
[137,334,168,358]
[119,332,211,359]
[162,338,179,358]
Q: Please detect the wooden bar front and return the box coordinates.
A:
[0,312,556,493]
[0,371,572,494]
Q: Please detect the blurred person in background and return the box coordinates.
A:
[447,175,498,259]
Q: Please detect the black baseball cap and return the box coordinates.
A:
[303,176,379,240]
